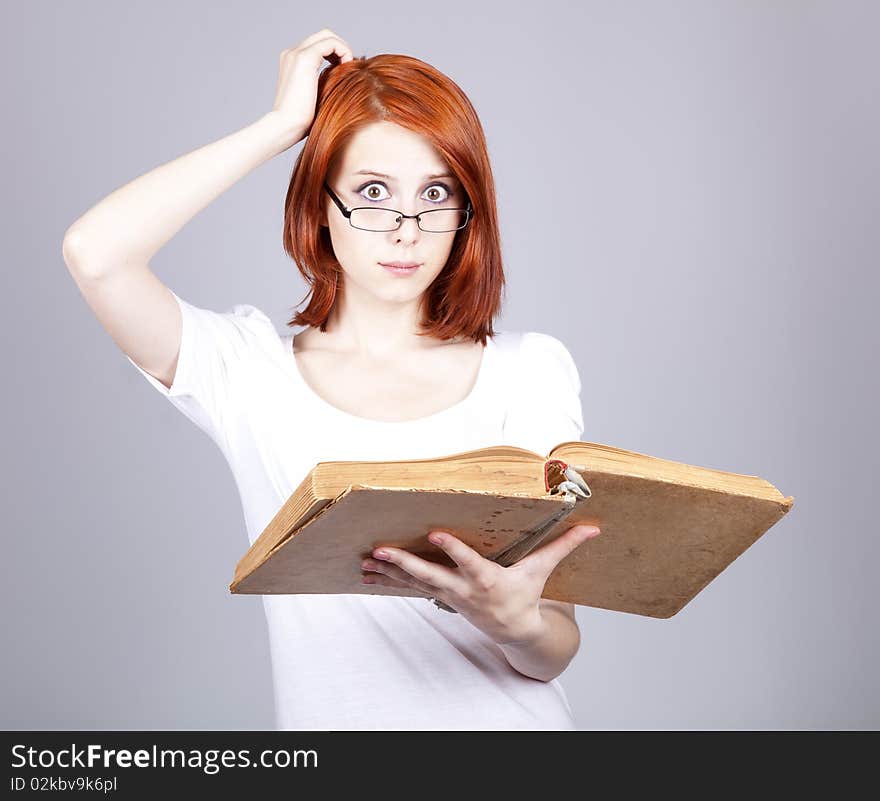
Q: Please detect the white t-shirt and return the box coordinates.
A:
[126,289,586,731]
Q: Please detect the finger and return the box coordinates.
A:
[427,531,492,578]
[364,571,434,597]
[286,30,338,60]
[298,28,345,48]
[371,545,465,595]
[312,35,354,64]
[517,525,600,577]
[363,558,437,596]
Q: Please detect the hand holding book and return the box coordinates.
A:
[229,440,795,618]
[360,523,602,644]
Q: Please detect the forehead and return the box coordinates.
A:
[335,120,450,179]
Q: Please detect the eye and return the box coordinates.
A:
[356,181,455,204]
[358,182,389,202]
[423,184,453,203]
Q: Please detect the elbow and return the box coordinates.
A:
[62,227,109,279]
[62,227,88,270]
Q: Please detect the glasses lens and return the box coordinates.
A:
[349,208,401,232]
[349,208,470,232]
[418,209,470,232]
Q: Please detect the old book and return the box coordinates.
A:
[228,441,794,619]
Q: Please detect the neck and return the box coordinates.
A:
[320,282,433,357]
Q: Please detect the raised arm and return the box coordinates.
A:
[62,114,294,388]
[61,28,353,389]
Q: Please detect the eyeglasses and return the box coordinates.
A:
[323,182,472,233]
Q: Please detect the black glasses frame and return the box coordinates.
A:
[323,182,473,233]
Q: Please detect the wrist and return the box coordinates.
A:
[258,112,305,156]
[495,606,580,682]
[493,606,545,647]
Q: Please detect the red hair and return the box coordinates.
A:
[282,54,506,345]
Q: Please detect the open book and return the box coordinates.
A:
[229,441,794,619]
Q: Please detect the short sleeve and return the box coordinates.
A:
[501,332,585,456]
[125,289,278,449]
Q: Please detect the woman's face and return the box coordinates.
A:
[322,120,466,305]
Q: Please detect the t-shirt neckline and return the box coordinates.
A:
[283,333,495,426]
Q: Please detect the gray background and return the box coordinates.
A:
[2,0,876,729]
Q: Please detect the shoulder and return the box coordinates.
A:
[221,301,278,343]
[491,330,573,355]
[174,292,281,358]
[519,331,575,361]
[494,329,585,450]
[492,330,579,384]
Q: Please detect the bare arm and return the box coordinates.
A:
[362,526,596,683]
[62,26,355,272]
[497,600,581,682]
[60,29,354,390]
[62,112,292,277]
[60,113,295,390]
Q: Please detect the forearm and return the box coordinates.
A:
[497,601,581,682]
[62,112,294,277]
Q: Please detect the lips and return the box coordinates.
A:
[380,261,422,268]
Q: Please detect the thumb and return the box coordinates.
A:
[519,524,601,576]
[569,525,602,545]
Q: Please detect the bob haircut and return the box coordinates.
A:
[283,54,506,345]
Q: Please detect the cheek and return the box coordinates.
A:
[428,235,457,268]
[327,222,361,258]
[327,228,385,276]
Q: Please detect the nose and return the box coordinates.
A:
[393,214,421,243]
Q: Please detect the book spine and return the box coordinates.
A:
[486,498,579,566]
[487,461,593,566]
[430,464,592,614]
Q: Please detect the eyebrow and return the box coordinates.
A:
[352,169,455,181]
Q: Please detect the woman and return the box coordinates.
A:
[62,28,601,731]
